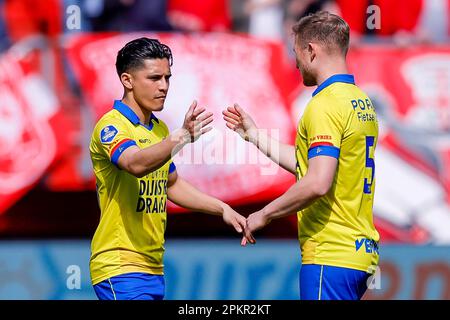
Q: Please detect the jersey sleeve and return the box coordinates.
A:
[94,118,137,166]
[303,100,344,160]
[158,118,177,174]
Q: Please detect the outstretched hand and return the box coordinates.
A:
[222,103,258,143]
[182,100,214,143]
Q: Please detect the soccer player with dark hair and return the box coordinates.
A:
[89,37,250,300]
[223,11,379,300]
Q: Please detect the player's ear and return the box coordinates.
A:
[307,43,316,62]
[120,72,133,90]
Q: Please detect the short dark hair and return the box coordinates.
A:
[292,11,350,55]
[115,37,173,76]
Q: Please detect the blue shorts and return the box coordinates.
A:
[299,264,370,300]
[93,272,165,300]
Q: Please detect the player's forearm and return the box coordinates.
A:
[167,177,225,215]
[128,129,188,177]
[250,130,296,174]
[262,174,325,221]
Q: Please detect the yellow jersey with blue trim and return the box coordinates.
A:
[89,100,176,285]
[295,74,380,273]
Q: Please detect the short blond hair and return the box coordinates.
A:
[293,11,350,55]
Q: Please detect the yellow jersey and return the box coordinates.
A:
[89,100,176,285]
[295,74,379,273]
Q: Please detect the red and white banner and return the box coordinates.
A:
[2,32,450,243]
[0,52,72,214]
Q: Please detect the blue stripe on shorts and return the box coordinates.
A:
[93,272,165,300]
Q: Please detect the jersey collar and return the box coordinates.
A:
[312,74,355,97]
[113,100,159,130]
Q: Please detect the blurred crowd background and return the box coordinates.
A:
[0,0,449,300]
[3,0,449,44]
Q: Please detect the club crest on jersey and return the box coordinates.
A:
[100,125,118,143]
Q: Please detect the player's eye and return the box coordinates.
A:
[148,76,161,81]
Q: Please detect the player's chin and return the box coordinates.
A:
[154,104,164,111]
[300,70,316,87]
[150,100,165,111]
[302,75,316,87]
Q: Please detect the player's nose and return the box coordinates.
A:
[159,79,169,93]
